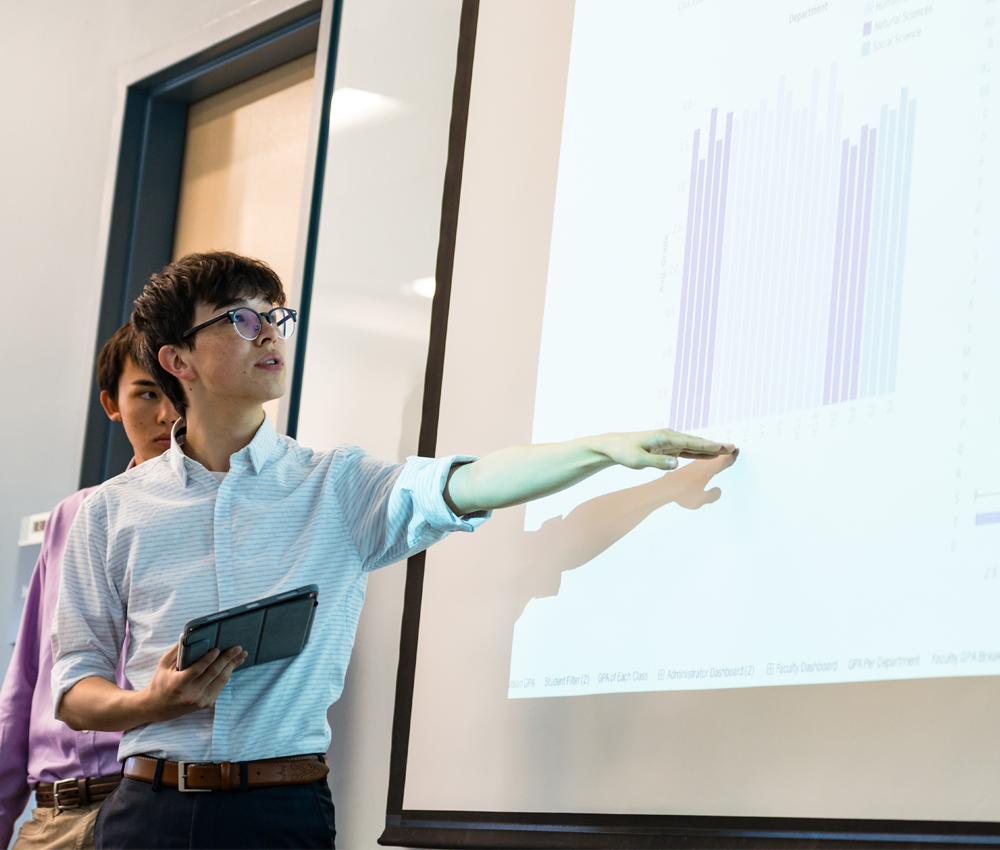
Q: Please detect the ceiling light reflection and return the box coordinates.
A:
[411,277,436,299]
[329,87,403,134]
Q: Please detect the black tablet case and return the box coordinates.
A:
[177,585,319,672]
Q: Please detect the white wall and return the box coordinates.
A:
[1,1,459,847]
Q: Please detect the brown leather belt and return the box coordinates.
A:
[35,775,121,810]
[123,754,328,792]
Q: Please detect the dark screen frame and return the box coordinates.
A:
[379,1,1000,846]
[80,0,341,487]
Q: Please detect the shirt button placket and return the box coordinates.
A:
[211,469,236,760]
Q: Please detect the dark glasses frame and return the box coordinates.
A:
[181,307,298,341]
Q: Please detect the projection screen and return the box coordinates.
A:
[382,0,1000,845]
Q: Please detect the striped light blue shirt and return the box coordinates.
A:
[51,415,488,763]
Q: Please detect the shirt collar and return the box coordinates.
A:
[167,413,279,486]
[245,412,279,475]
[168,418,189,485]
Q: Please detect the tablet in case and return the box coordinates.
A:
[177,584,319,673]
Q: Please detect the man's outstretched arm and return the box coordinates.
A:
[443,429,737,516]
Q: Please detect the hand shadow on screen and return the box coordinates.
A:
[503,452,739,645]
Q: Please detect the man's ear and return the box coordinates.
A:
[158,344,197,382]
[100,390,121,422]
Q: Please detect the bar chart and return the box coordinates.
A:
[670,68,917,431]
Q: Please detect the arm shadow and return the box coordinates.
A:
[504,452,739,636]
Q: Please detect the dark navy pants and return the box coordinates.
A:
[94,777,336,849]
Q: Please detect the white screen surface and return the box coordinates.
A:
[402,0,1000,822]
[509,0,1000,698]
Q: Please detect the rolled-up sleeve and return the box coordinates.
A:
[334,449,491,572]
[50,495,126,720]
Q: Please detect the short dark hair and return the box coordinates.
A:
[132,251,286,416]
[97,321,145,401]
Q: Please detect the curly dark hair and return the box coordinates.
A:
[96,321,145,401]
[132,251,286,416]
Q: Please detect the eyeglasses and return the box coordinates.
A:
[181,307,298,342]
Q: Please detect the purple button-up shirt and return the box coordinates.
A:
[0,485,130,847]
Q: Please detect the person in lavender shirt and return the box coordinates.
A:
[0,322,179,850]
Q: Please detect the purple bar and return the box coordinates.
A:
[823,140,850,406]
[976,512,1000,526]
[686,110,718,429]
[842,126,869,400]
[670,128,701,429]
[850,128,877,399]
[677,158,707,430]
[693,138,723,428]
[702,112,734,426]
[831,143,858,404]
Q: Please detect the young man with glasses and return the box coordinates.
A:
[0,322,179,850]
[51,251,736,849]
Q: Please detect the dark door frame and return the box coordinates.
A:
[80,0,342,487]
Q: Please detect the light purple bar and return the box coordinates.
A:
[799,71,823,411]
[887,97,915,393]
[850,128,877,399]
[677,157,707,430]
[811,69,839,411]
[788,106,810,413]
[842,126,869,400]
[693,138,723,428]
[718,111,748,427]
[736,108,762,423]
[868,107,896,397]
[747,102,770,422]
[670,128,702,429]
[757,79,788,420]
[733,107,754,422]
[880,89,908,395]
[831,142,858,404]
[764,87,793,418]
[749,105,775,421]
[860,105,888,398]
[823,140,850,405]
[976,512,1000,526]
[687,109,718,429]
[817,90,845,408]
[777,105,805,416]
[702,112,734,427]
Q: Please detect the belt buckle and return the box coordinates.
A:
[177,762,211,793]
[53,778,80,812]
